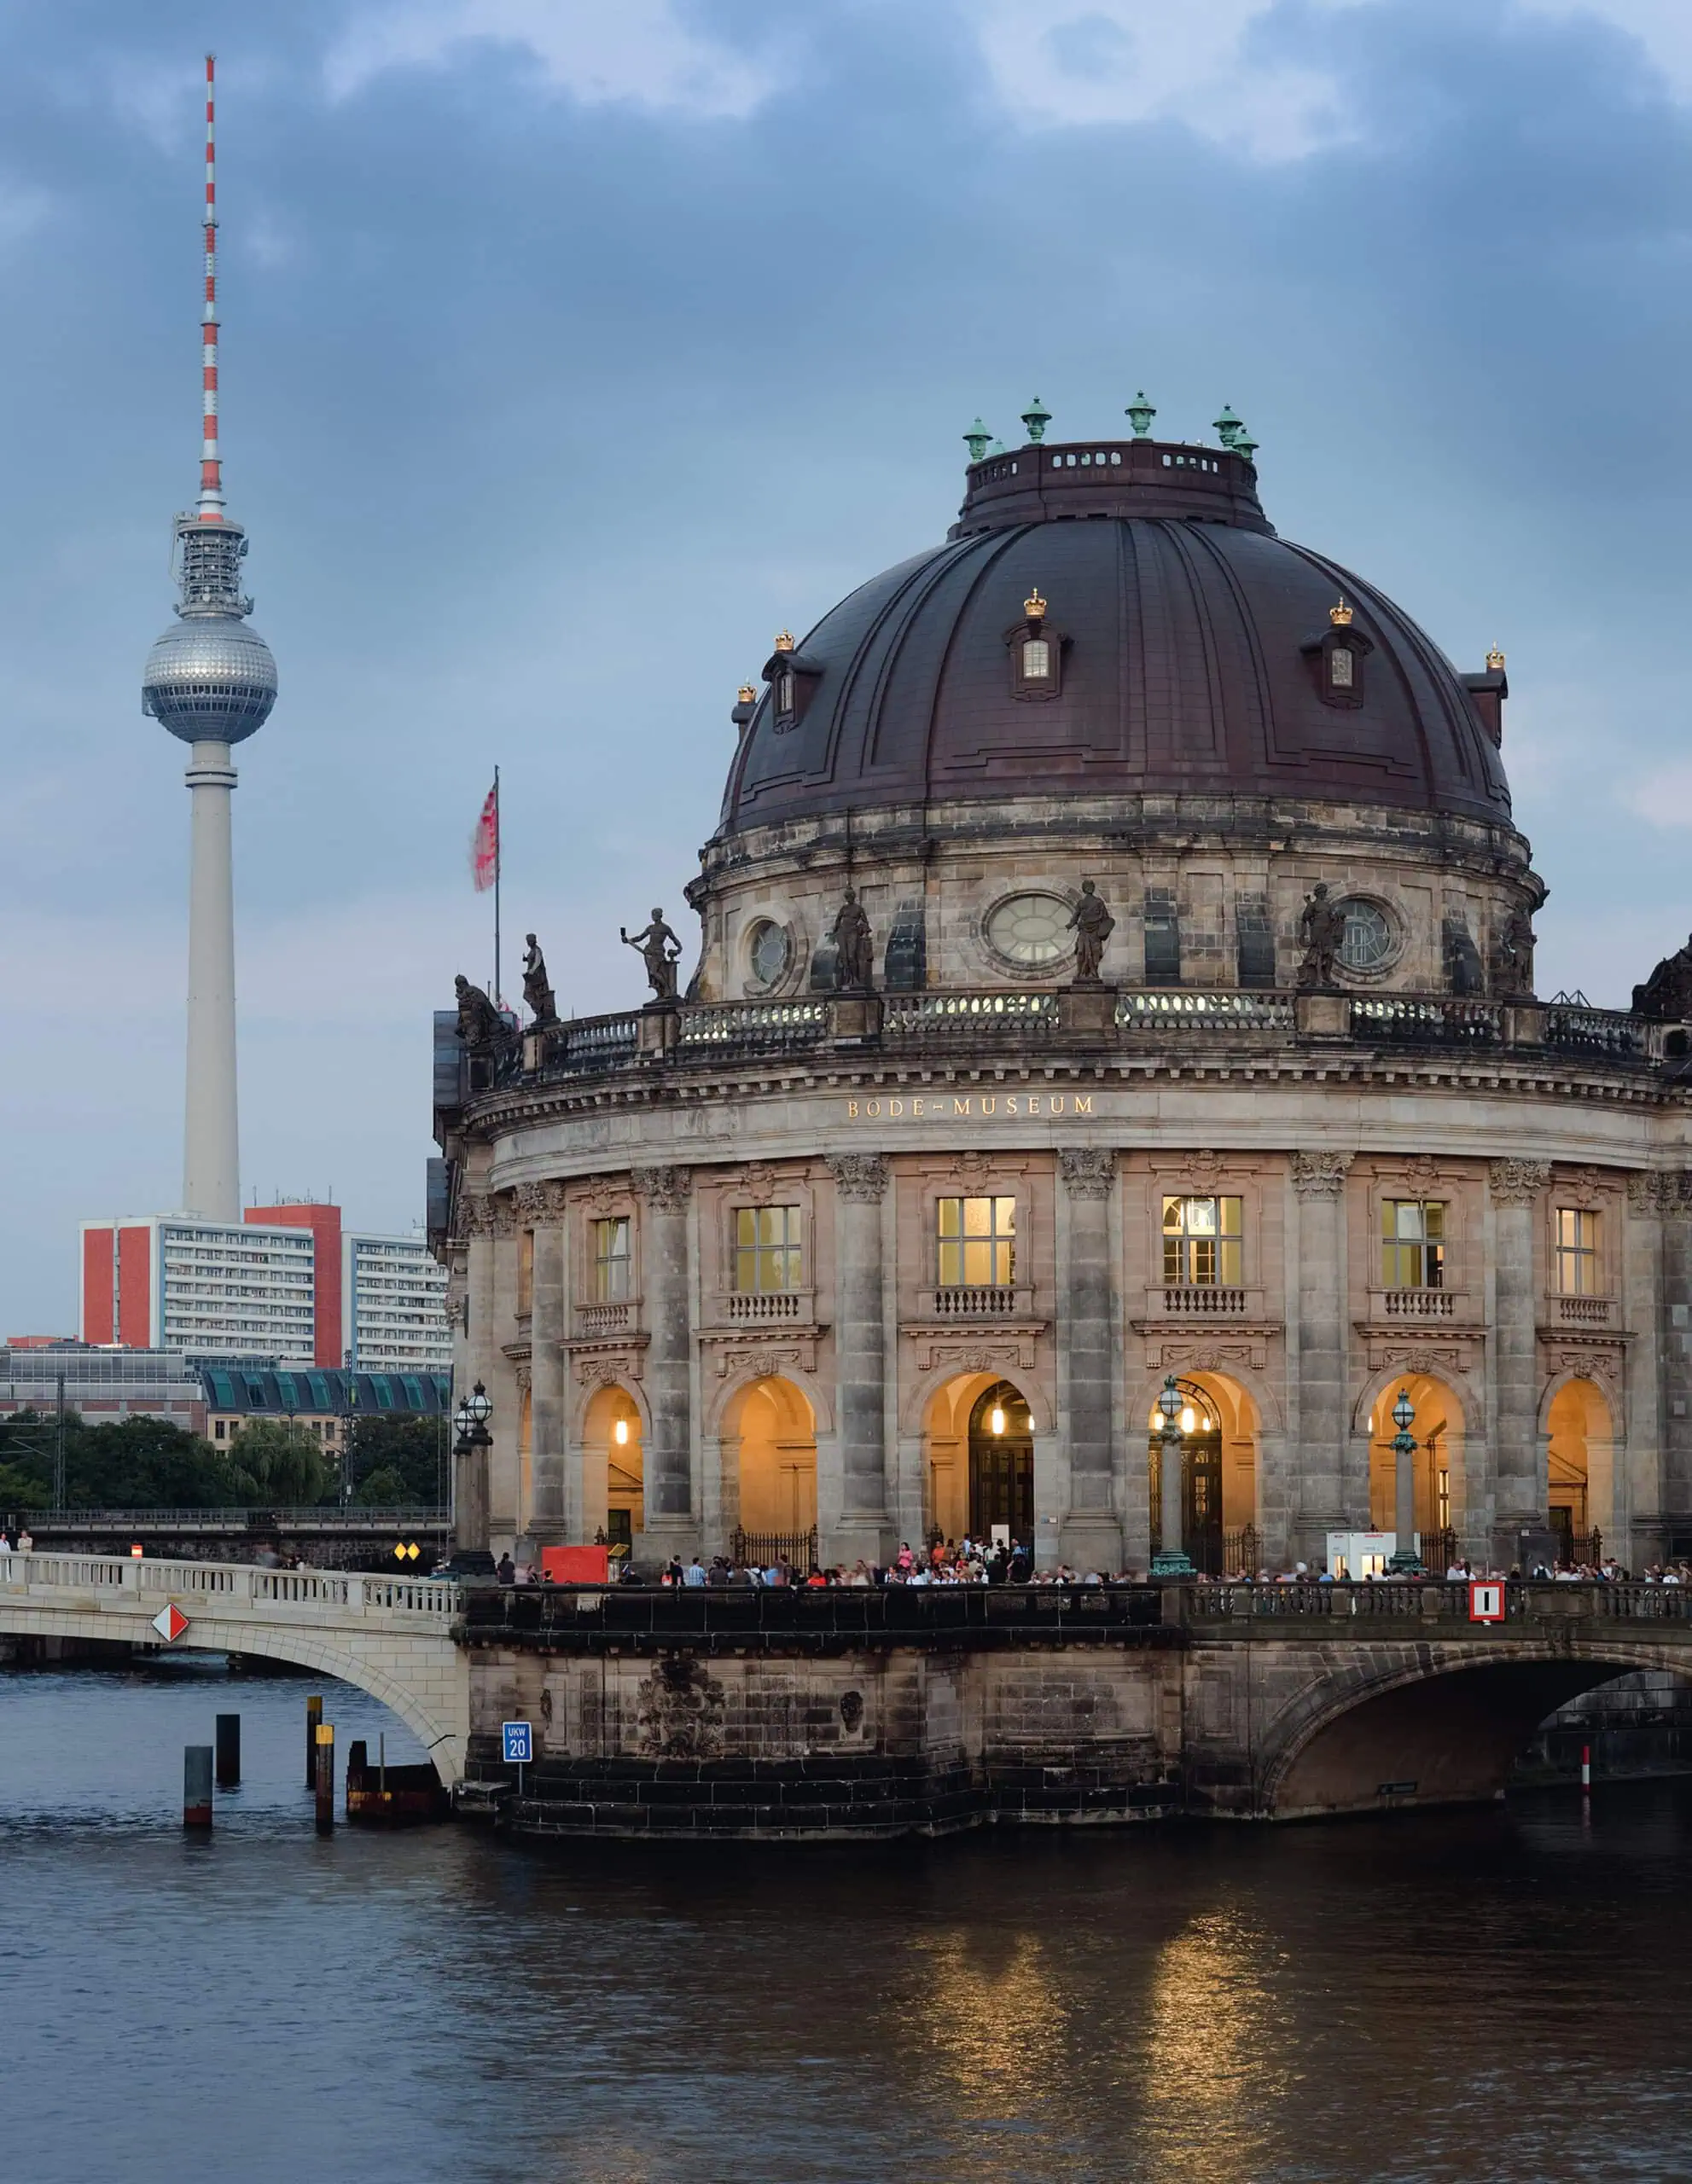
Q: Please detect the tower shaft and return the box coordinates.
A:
[183,739,240,1220]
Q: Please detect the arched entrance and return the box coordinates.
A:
[1145,1374,1259,1573]
[723,1375,817,1567]
[583,1383,642,1558]
[968,1380,1033,1542]
[922,1372,1041,1549]
[1368,1374,1464,1566]
[1546,1376,1613,1563]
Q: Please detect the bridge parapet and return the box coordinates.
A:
[1186,1580,1692,1631]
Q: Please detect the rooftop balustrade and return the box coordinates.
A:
[450,987,1671,1103]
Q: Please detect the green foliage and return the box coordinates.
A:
[0,1408,242,1510]
[346,1414,448,1506]
[225,1420,329,1506]
[354,1464,414,1507]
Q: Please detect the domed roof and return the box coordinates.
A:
[719,438,1511,834]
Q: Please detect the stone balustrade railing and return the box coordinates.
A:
[0,1551,459,1620]
[467,987,1673,1100]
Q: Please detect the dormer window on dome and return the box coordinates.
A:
[762,630,823,735]
[1006,587,1066,701]
[1302,598,1373,710]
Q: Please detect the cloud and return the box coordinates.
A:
[968,0,1381,160]
[1620,758,1692,829]
[1520,1,1692,101]
[325,0,781,117]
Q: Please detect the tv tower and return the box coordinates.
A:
[141,55,277,1223]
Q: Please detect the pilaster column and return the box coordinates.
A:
[1651,1172,1692,1557]
[1057,1148,1123,1571]
[519,1183,567,1543]
[1290,1152,1353,1562]
[1489,1159,1550,1563]
[824,1154,894,1565]
[632,1165,696,1562]
[454,1192,507,1554]
[1625,1172,1667,1566]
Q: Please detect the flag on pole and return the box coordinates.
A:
[470,783,499,893]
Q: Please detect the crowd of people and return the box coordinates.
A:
[487,1536,1692,1588]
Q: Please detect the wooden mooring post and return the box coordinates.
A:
[314,1722,335,1834]
[215,1711,241,1789]
[183,1745,213,1829]
[305,1693,323,1789]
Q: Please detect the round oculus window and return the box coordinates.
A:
[1338,899,1393,972]
[985,892,1072,967]
[748,920,791,986]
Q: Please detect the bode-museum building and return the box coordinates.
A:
[432,404,1692,1579]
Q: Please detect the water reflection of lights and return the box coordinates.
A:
[1142,1909,1291,2184]
[899,1929,1069,2107]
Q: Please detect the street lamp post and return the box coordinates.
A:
[451,1380,496,1575]
[1387,1389,1424,1575]
[1150,1372,1195,1579]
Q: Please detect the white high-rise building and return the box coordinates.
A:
[342,1233,453,1372]
[79,1217,317,1359]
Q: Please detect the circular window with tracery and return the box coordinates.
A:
[984,892,1073,969]
[1338,898,1394,973]
[747,919,792,988]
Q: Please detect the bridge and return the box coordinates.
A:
[8,1563,1692,1825]
[11,1507,451,1567]
[0,1552,468,1784]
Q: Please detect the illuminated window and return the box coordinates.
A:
[1381,1199,1445,1288]
[1162,1196,1243,1286]
[938,1196,1015,1287]
[593,1217,631,1303]
[735,1205,802,1292]
[1555,1207,1598,1295]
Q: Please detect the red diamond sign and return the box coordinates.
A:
[151,1603,189,1644]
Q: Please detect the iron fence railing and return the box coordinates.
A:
[730,1527,819,1574]
[10,1505,451,1529]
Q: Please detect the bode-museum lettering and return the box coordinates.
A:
[846,1093,1094,1119]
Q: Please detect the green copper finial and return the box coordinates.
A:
[988,439,1007,456]
[1020,395,1051,444]
[963,417,992,463]
[1235,422,1259,464]
[1125,390,1156,439]
[1212,404,1243,450]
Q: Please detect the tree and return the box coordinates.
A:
[225,1420,329,1506]
[346,1414,449,1507]
[354,1464,414,1507]
[0,1409,241,1510]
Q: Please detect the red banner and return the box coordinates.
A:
[470,783,498,893]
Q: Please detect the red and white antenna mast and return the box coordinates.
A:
[198,53,225,521]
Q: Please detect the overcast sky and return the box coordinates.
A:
[3,0,1692,1337]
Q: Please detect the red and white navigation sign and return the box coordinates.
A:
[151,1602,189,1643]
[1468,1580,1505,1624]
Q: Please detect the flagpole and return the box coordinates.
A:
[493,764,502,1009]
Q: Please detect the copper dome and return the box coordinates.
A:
[719,439,1510,834]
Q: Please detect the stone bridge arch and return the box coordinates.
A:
[1255,1638,1690,1820]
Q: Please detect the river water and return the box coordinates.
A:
[4,1659,1691,2184]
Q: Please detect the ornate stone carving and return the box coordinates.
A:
[1489,1159,1551,1206]
[1633,932,1692,1021]
[738,1161,780,1204]
[515,1180,569,1222]
[620,909,683,1001]
[1175,1148,1225,1188]
[457,1191,517,1240]
[1066,879,1114,985]
[1296,884,1345,990]
[828,889,875,991]
[703,1329,823,1378]
[521,933,557,1026]
[631,1165,693,1213]
[1555,1167,1607,1211]
[453,974,504,1053]
[1363,1339,1477,1380]
[1627,1172,1692,1216]
[945,1149,995,1193]
[572,1346,646,1389]
[636,1655,724,1757]
[827,1153,890,1202]
[582,1180,625,1217]
[1544,1341,1624,1391]
[911,1331,1042,1373]
[1148,1333,1272,1373]
[1291,1151,1352,1198]
[1058,1147,1115,1199]
[1399,1154,1440,1197]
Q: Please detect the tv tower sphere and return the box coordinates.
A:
[141,528,277,743]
